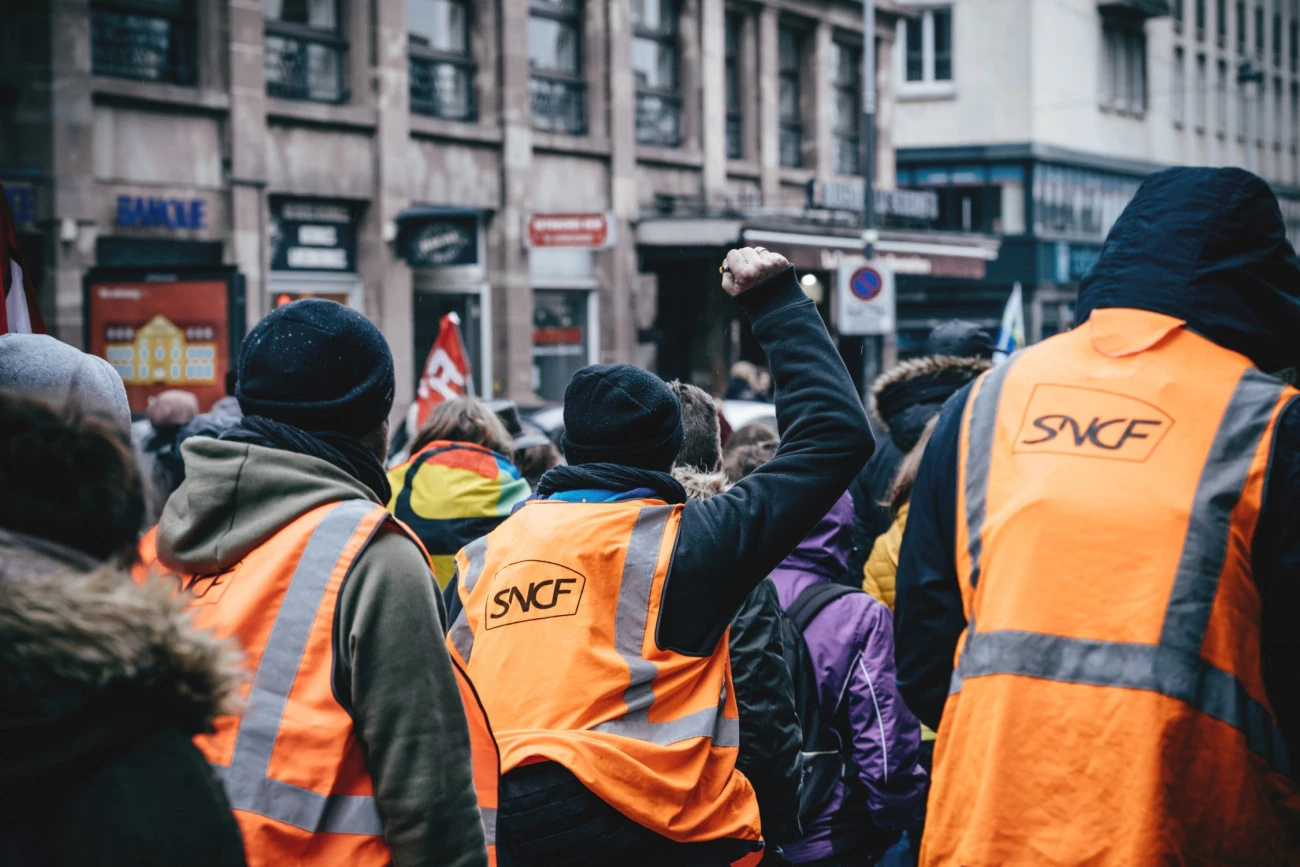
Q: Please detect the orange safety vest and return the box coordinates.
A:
[448,499,764,865]
[923,308,1300,865]
[138,499,499,866]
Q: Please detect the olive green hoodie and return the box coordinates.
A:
[156,437,487,867]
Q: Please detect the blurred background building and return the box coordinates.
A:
[0,0,1292,412]
[893,0,1300,346]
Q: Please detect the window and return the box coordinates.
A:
[1197,0,1207,38]
[533,290,592,403]
[1174,47,1186,126]
[1196,54,1208,129]
[1217,58,1228,132]
[1174,0,1184,30]
[1292,83,1299,149]
[1276,76,1284,144]
[1240,78,1249,137]
[530,0,585,134]
[1101,18,1146,115]
[1274,0,1283,65]
[831,42,862,175]
[632,0,681,147]
[778,27,804,167]
[1238,0,1247,50]
[409,0,475,119]
[1257,2,1265,53]
[725,13,743,159]
[265,0,345,103]
[91,0,195,84]
[1217,0,1227,45]
[1291,5,1298,71]
[901,8,953,86]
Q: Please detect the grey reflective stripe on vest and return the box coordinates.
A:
[211,499,387,836]
[963,356,1016,589]
[1159,368,1286,655]
[481,806,497,846]
[449,536,489,663]
[589,505,738,748]
[955,367,1290,773]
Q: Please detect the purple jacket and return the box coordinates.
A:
[769,492,928,863]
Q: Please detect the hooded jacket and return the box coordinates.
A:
[894,167,1300,776]
[672,465,803,847]
[0,529,246,867]
[846,354,991,581]
[154,438,487,867]
[768,493,928,863]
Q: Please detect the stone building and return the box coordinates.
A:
[2,0,995,412]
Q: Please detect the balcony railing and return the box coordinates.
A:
[531,76,586,135]
[636,92,681,147]
[265,26,347,104]
[91,6,195,85]
[410,54,476,121]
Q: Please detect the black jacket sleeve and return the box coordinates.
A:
[728,579,803,844]
[658,267,875,655]
[1252,397,1300,777]
[845,438,906,581]
[893,384,969,731]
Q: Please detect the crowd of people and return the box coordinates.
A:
[2,166,1299,867]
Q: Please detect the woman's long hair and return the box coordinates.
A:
[411,396,515,458]
[887,413,940,517]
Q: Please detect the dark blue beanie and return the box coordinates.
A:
[237,300,394,438]
[562,364,684,472]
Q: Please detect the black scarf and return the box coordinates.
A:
[222,415,392,504]
[535,462,687,504]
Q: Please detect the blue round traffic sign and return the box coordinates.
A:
[850,266,883,301]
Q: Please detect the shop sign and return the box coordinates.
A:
[399,215,479,268]
[807,180,939,222]
[836,258,896,336]
[270,200,356,272]
[4,182,36,224]
[1054,241,1102,283]
[87,278,231,412]
[525,213,615,249]
[116,196,207,230]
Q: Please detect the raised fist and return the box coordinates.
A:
[720,247,790,297]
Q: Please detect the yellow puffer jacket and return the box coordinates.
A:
[862,500,908,611]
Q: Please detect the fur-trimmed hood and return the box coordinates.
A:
[672,464,731,500]
[869,354,991,452]
[0,531,242,782]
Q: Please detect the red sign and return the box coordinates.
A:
[87,279,230,413]
[414,312,473,429]
[526,213,613,248]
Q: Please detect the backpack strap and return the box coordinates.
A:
[787,582,859,634]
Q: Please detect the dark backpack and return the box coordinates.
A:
[778,581,859,827]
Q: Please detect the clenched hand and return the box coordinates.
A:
[721,247,790,297]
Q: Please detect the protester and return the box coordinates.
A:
[138,300,491,867]
[669,380,803,852]
[761,487,927,864]
[723,422,779,485]
[895,167,1300,863]
[177,369,244,446]
[488,398,563,490]
[725,360,770,401]
[0,390,246,867]
[387,396,531,589]
[0,332,130,429]
[446,247,874,866]
[844,326,993,581]
[135,389,200,522]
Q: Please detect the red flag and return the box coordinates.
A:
[414,312,474,429]
[0,182,46,335]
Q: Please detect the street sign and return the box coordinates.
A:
[525,212,615,248]
[836,258,895,336]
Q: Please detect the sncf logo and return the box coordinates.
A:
[1013,384,1174,462]
[484,560,586,628]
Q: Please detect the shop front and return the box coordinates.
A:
[397,207,491,398]
[84,189,244,414]
[267,198,363,309]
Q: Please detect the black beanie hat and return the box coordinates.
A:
[561,364,684,471]
[237,299,395,438]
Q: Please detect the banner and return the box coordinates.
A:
[414,312,474,430]
[87,278,230,412]
[0,180,45,335]
[994,282,1026,363]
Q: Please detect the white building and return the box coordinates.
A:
[890,0,1300,345]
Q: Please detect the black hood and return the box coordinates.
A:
[1077,166,1300,373]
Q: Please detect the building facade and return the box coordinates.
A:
[891,0,1300,344]
[2,0,999,414]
